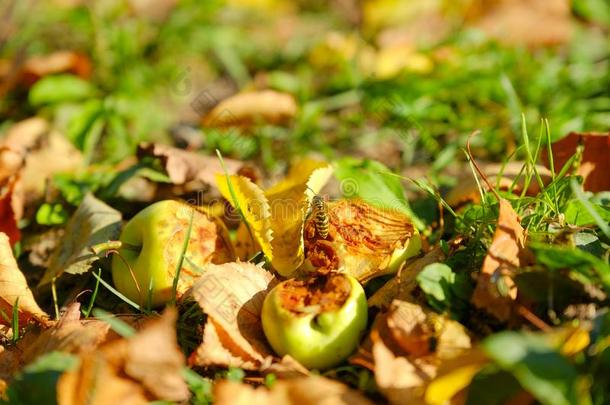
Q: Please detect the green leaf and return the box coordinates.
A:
[416,263,454,305]
[5,352,79,405]
[29,74,97,106]
[564,200,610,227]
[35,203,69,226]
[39,193,122,285]
[66,99,104,151]
[530,243,610,294]
[335,157,423,229]
[416,262,471,313]
[482,332,579,405]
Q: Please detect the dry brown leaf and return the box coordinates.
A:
[202,90,297,127]
[40,193,122,285]
[58,352,148,405]
[543,132,610,192]
[137,142,241,186]
[58,309,188,404]
[193,317,260,370]
[466,0,572,47]
[0,302,109,389]
[20,51,92,86]
[123,308,189,401]
[188,262,278,369]
[445,162,553,207]
[214,375,374,405]
[20,303,110,364]
[353,301,471,405]
[472,199,532,321]
[1,117,83,204]
[0,232,48,326]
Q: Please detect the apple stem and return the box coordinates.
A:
[90,240,123,256]
[90,241,142,256]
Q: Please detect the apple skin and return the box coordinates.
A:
[111,200,233,307]
[261,274,368,370]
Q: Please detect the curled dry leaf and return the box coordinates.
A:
[263,159,332,275]
[137,142,241,186]
[0,302,109,389]
[352,300,471,405]
[58,308,188,404]
[543,132,610,192]
[202,90,297,127]
[303,199,421,282]
[0,232,48,326]
[218,159,333,276]
[40,193,122,285]
[188,262,278,370]
[217,174,274,263]
[445,162,553,207]
[472,199,532,321]
[214,375,374,405]
[122,308,189,401]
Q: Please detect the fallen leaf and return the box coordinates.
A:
[137,142,242,186]
[303,199,420,282]
[466,0,572,47]
[214,375,374,405]
[20,51,91,86]
[543,132,610,192]
[264,159,333,275]
[123,308,189,401]
[353,300,471,405]
[188,262,278,369]
[0,302,109,387]
[202,90,297,127]
[217,174,274,263]
[1,117,83,204]
[472,199,532,321]
[40,193,122,285]
[18,303,110,366]
[0,175,22,245]
[424,349,489,405]
[220,159,333,276]
[0,232,48,326]
[58,309,188,404]
[58,350,148,405]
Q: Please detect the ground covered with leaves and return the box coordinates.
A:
[1,0,610,404]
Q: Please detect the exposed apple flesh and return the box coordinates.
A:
[261,273,367,370]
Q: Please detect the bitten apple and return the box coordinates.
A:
[261,273,367,370]
[111,200,233,307]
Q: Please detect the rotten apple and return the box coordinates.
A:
[261,273,367,370]
[111,200,233,307]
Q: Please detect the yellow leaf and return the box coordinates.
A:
[560,327,590,356]
[217,160,332,277]
[0,232,48,326]
[216,174,274,262]
[425,363,484,405]
[266,160,333,276]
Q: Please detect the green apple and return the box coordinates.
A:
[261,273,367,370]
[111,200,233,307]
